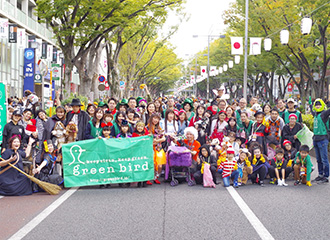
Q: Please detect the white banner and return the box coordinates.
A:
[250,37,262,55]
[0,18,9,38]
[17,28,26,49]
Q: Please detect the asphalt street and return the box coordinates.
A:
[2,156,330,240]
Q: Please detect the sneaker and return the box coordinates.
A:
[154,179,161,184]
[269,178,275,184]
[233,181,239,188]
[319,177,329,183]
[282,180,288,187]
[259,181,265,187]
[314,175,324,182]
[294,180,300,186]
[277,179,283,186]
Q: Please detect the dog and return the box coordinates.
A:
[65,122,78,143]
[52,121,66,149]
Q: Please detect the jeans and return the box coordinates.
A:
[314,139,329,178]
[223,170,239,187]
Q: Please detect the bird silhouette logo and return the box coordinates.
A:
[69,145,86,165]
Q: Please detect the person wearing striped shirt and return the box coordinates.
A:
[218,147,239,188]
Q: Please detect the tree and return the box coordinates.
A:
[36,0,184,97]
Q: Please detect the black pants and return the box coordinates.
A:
[268,166,292,179]
[194,165,217,184]
[250,165,267,182]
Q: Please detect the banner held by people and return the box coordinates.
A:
[62,135,154,187]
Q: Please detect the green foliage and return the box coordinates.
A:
[45,107,56,117]
[61,94,89,110]
[302,114,314,131]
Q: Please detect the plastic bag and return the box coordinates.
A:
[296,124,314,150]
[203,163,216,188]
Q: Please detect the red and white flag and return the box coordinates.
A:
[250,37,262,55]
[201,66,207,77]
[191,76,195,84]
[231,37,243,55]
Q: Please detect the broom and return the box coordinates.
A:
[0,158,61,195]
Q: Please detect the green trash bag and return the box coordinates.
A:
[296,124,314,150]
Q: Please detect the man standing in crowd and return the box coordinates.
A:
[283,98,302,124]
[312,99,330,183]
[128,97,137,110]
[108,98,117,115]
[277,99,287,119]
[65,98,90,141]
[236,98,248,128]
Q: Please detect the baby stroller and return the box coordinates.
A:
[165,146,194,187]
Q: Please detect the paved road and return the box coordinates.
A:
[2,156,330,240]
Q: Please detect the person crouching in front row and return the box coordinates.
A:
[194,144,218,185]
[218,147,239,188]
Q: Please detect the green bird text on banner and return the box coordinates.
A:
[62,135,154,187]
[0,83,7,146]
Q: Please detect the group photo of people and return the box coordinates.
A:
[1,86,329,196]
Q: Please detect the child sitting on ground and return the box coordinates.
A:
[283,140,297,171]
[268,147,288,186]
[237,148,252,186]
[218,147,239,188]
[294,145,313,186]
[194,144,218,185]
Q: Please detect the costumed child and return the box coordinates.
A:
[283,140,296,174]
[268,147,288,186]
[194,144,218,185]
[237,148,252,186]
[218,147,239,188]
[116,120,131,138]
[250,145,269,187]
[294,145,313,186]
[228,132,239,159]
[100,126,111,139]
[250,110,269,156]
[147,113,166,185]
[132,121,149,137]
[32,140,63,191]
[217,137,230,166]
[103,112,114,126]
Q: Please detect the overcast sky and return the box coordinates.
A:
[163,0,236,61]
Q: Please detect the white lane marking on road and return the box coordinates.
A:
[0,196,3,199]
[8,187,79,240]
[227,187,275,240]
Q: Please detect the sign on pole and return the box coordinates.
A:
[34,74,42,84]
[51,63,60,81]
[0,83,7,146]
[119,81,125,90]
[23,48,35,92]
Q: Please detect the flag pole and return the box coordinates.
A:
[243,0,249,99]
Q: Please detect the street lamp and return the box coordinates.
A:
[193,34,225,99]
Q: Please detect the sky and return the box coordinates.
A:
[163,0,236,61]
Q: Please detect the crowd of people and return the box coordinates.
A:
[1,87,329,196]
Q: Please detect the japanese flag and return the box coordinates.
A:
[210,66,217,76]
[201,66,207,77]
[191,76,195,84]
[250,37,262,55]
[231,37,243,55]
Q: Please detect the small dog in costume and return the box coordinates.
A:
[65,122,78,143]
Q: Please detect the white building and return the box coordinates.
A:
[0,0,60,101]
